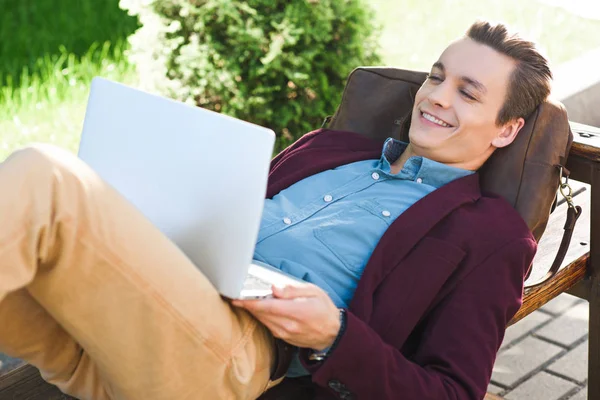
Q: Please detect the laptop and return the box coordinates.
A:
[78,77,304,299]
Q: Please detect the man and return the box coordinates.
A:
[0,20,551,399]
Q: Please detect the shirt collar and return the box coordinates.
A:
[379,138,474,189]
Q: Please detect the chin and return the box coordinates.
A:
[408,130,440,149]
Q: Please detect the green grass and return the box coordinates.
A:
[0,0,139,87]
[1,0,600,161]
[0,0,138,160]
[0,41,137,158]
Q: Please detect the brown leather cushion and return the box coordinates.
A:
[327,67,573,241]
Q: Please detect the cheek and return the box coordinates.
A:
[413,85,428,108]
[449,125,500,156]
[415,87,425,101]
[454,106,497,140]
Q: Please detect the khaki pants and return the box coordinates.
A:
[0,144,277,400]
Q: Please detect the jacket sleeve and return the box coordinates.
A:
[269,129,324,171]
[300,237,537,400]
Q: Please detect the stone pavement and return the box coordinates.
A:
[489,292,589,399]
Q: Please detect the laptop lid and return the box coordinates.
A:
[78,77,275,298]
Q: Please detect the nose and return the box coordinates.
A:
[426,80,452,109]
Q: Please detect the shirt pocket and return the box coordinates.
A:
[313,199,393,274]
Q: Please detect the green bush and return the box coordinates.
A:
[120,0,381,152]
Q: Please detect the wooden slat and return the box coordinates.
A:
[526,182,590,283]
[0,364,73,399]
[511,254,588,325]
[566,276,591,300]
[571,121,600,162]
[509,183,591,325]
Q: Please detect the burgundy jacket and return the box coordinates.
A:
[264,129,537,400]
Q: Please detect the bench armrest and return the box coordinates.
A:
[570,121,600,163]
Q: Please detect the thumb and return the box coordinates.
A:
[272,283,317,299]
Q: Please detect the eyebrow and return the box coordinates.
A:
[432,61,488,94]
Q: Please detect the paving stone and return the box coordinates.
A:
[501,310,552,349]
[547,340,588,383]
[569,386,587,400]
[487,383,504,395]
[504,371,578,400]
[540,293,581,315]
[536,302,589,347]
[0,353,24,375]
[492,336,564,387]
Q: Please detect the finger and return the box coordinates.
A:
[231,299,257,308]
[254,316,300,342]
[233,298,290,316]
[272,283,321,299]
[239,309,291,335]
[231,298,279,310]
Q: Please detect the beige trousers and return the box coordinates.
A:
[0,144,277,400]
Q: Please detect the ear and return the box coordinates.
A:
[491,117,525,148]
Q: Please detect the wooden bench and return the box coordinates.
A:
[1,121,599,399]
[482,121,600,399]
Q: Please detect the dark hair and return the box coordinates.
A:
[466,21,552,125]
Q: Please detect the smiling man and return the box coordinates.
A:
[0,21,551,400]
[232,21,550,399]
[400,34,528,171]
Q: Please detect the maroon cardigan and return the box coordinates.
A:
[265,129,536,400]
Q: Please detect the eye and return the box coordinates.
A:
[427,74,443,82]
[460,90,477,101]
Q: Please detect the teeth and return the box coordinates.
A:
[422,112,450,127]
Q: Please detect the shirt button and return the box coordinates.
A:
[382,210,391,217]
[416,178,423,184]
[324,194,333,202]
[283,217,292,225]
[371,172,380,180]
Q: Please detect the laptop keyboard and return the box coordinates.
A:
[243,274,274,291]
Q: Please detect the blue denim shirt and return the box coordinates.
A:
[253,138,473,376]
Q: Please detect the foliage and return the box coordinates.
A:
[0,0,139,87]
[120,0,382,151]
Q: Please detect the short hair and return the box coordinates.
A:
[466,21,552,125]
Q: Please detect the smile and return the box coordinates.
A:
[421,111,453,128]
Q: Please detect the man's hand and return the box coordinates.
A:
[232,283,341,351]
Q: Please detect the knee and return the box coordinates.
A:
[7,144,78,174]
[11,143,69,163]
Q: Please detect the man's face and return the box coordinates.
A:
[408,37,523,169]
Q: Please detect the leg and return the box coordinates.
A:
[0,145,275,400]
[589,279,600,400]
[0,289,110,398]
[589,163,600,400]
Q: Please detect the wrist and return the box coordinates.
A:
[309,309,347,362]
[320,307,343,351]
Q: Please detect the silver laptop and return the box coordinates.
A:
[78,77,303,299]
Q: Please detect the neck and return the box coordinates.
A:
[391,144,492,173]
[390,144,417,174]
